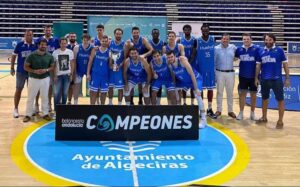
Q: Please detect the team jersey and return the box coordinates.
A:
[110,39,125,65]
[127,58,146,83]
[148,39,164,62]
[150,55,172,81]
[180,36,196,60]
[76,44,93,77]
[235,44,260,78]
[36,36,59,54]
[67,43,77,50]
[165,43,181,57]
[196,35,215,73]
[91,48,110,76]
[257,46,287,80]
[94,36,101,47]
[13,41,37,74]
[131,37,146,55]
[170,58,200,83]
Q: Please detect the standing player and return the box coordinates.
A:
[163,31,185,104]
[87,35,110,105]
[148,28,164,105]
[94,24,105,47]
[166,51,207,128]
[235,33,260,120]
[125,27,153,105]
[72,34,93,104]
[10,29,37,118]
[150,51,176,105]
[108,28,126,105]
[123,47,151,106]
[196,24,217,119]
[177,24,197,105]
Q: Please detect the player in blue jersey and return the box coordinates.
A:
[87,35,110,105]
[177,24,197,105]
[255,33,290,129]
[148,28,165,105]
[196,24,217,119]
[235,33,260,120]
[108,28,126,105]
[66,32,78,104]
[10,29,37,118]
[72,34,93,104]
[163,31,185,105]
[35,25,60,113]
[94,24,105,47]
[150,51,176,105]
[125,27,153,105]
[166,51,207,128]
[123,47,151,105]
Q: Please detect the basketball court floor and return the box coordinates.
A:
[1,50,300,186]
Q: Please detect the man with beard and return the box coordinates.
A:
[123,47,151,106]
[125,27,153,105]
[255,33,290,129]
[108,28,126,105]
[23,39,55,122]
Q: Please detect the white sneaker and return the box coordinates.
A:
[250,112,258,121]
[13,109,19,118]
[199,118,207,129]
[236,112,244,120]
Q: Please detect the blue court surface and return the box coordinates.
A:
[11,121,250,186]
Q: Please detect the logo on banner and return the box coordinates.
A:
[292,45,297,52]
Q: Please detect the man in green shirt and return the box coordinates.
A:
[23,39,55,122]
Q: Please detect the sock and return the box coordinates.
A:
[74,99,78,105]
[126,102,130,106]
[157,97,161,105]
[109,98,113,105]
[118,101,122,105]
[208,102,212,110]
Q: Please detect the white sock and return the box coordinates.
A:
[208,102,212,109]
[118,101,122,105]
[74,99,78,105]
[109,98,113,105]
[157,97,161,105]
[126,102,130,106]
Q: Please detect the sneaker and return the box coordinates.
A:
[250,112,258,121]
[199,118,207,129]
[276,121,284,129]
[23,116,31,122]
[43,115,52,121]
[236,112,244,120]
[215,111,222,117]
[13,109,19,118]
[207,109,217,119]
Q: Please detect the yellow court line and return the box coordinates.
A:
[11,120,250,186]
[189,121,250,186]
[10,121,78,186]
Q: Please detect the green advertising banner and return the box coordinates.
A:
[53,22,83,42]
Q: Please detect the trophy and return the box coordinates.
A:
[112,52,120,71]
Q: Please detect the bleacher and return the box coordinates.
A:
[0,0,299,50]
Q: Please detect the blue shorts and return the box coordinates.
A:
[176,78,203,91]
[89,73,109,93]
[261,79,284,101]
[200,70,215,90]
[152,80,175,91]
[109,69,124,89]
